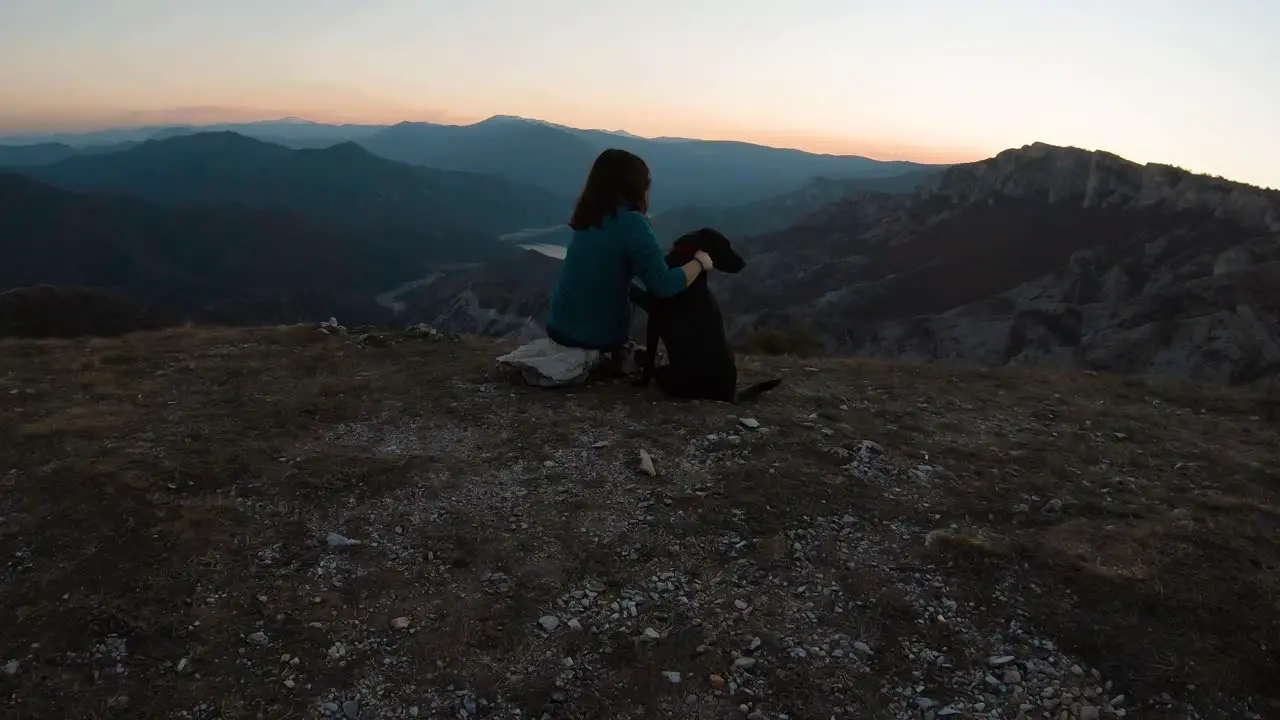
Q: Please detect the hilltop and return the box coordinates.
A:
[1,326,1276,719]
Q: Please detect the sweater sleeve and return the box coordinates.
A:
[619,211,688,298]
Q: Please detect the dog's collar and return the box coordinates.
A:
[672,241,697,256]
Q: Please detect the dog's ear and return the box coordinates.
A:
[695,228,745,274]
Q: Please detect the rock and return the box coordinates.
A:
[247,631,268,645]
[1003,669,1022,684]
[739,417,761,430]
[591,440,610,448]
[709,673,726,690]
[852,641,873,655]
[639,449,657,477]
[1079,706,1100,720]
[390,616,411,630]
[342,699,360,718]
[567,618,583,631]
[1041,498,1064,515]
[2,659,17,676]
[662,670,682,684]
[988,655,1015,666]
[733,657,757,669]
[643,627,661,640]
[538,615,560,632]
[325,532,362,547]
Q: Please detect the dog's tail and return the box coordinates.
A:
[734,378,782,403]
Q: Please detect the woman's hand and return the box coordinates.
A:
[694,250,714,271]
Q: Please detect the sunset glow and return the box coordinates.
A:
[2,0,1277,185]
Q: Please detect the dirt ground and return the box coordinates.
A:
[1,326,1277,719]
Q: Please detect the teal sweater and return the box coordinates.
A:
[546,207,688,349]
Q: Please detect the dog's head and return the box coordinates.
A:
[671,227,746,274]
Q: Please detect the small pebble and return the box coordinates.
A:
[325,532,362,547]
[638,449,657,476]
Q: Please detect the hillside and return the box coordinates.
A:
[20,132,573,239]
[0,142,80,167]
[0,326,1275,718]
[0,173,495,329]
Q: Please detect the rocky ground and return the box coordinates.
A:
[1,326,1277,719]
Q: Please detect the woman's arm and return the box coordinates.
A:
[619,211,705,297]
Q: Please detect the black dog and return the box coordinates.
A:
[630,228,782,403]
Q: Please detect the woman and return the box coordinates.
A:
[546,149,713,355]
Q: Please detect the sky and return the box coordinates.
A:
[1,0,1277,188]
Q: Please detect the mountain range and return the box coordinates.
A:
[17,131,571,246]
[1,115,934,211]
[2,117,1277,386]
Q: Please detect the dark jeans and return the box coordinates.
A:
[547,283,650,351]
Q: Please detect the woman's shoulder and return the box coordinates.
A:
[574,207,650,237]
[608,208,652,233]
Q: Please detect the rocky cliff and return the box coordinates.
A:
[724,143,1280,385]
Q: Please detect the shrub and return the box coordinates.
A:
[740,323,824,357]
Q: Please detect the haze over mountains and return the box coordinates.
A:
[2,115,1277,385]
[0,116,929,211]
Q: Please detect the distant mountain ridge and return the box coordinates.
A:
[1,115,941,212]
[20,131,573,243]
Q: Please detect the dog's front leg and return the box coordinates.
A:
[635,299,661,387]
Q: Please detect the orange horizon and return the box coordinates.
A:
[0,105,992,166]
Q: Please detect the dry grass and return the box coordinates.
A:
[0,326,1277,719]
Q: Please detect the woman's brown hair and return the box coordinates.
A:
[568,149,652,231]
